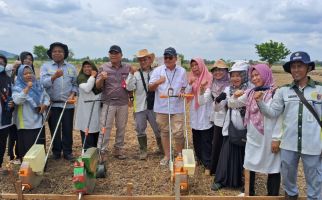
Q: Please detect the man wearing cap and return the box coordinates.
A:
[255,51,322,200]
[96,45,131,160]
[126,49,162,160]
[148,47,188,165]
[40,42,78,161]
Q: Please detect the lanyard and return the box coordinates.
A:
[165,68,176,88]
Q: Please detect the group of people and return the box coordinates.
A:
[0,42,321,200]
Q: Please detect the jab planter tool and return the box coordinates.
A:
[160,90,195,195]
[73,100,101,199]
[19,98,76,190]
[19,103,52,190]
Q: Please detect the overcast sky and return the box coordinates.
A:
[0,0,321,61]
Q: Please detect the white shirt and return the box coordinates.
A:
[74,77,101,133]
[149,65,188,114]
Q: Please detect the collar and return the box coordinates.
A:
[290,76,316,89]
[51,60,66,66]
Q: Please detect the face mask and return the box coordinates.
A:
[0,65,5,73]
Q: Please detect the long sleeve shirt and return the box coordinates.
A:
[13,90,50,129]
[126,69,152,113]
[40,61,78,108]
[258,78,322,155]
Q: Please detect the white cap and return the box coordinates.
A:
[229,61,249,72]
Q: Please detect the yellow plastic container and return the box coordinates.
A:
[182,149,196,176]
[23,144,46,174]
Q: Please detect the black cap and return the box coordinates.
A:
[47,42,69,60]
[109,45,122,54]
[163,47,177,56]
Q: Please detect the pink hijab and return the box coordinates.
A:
[188,57,213,109]
[244,64,274,135]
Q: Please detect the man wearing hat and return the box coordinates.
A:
[125,49,162,160]
[255,51,322,200]
[40,42,78,161]
[148,47,188,165]
[96,45,131,160]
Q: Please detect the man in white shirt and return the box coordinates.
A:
[148,47,188,165]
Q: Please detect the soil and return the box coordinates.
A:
[1,70,320,197]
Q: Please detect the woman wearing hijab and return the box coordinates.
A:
[8,51,35,165]
[229,64,281,196]
[211,61,251,191]
[199,59,230,175]
[12,65,50,160]
[186,57,213,172]
[74,60,101,150]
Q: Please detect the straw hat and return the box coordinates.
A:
[135,49,155,61]
[211,59,228,72]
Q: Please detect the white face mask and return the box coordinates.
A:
[0,65,5,73]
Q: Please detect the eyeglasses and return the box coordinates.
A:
[138,58,148,62]
[164,56,174,60]
[109,51,120,55]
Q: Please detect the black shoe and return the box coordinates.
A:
[51,154,61,160]
[211,183,223,191]
[63,154,75,161]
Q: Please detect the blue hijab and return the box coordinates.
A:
[14,65,43,107]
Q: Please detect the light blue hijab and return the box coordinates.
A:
[13,65,43,107]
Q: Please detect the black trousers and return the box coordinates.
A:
[210,125,224,174]
[192,126,214,169]
[0,127,10,167]
[249,171,281,196]
[80,130,99,150]
[7,124,19,160]
[48,107,74,156]
[17,128,44,159]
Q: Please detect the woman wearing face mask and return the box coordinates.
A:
[229,64,281,196]
[0,54,15,174]
[186,58,213,173]
[12,65,50,160]
[74,60,101,150]
[211,61,251,191]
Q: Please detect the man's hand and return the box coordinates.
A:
[39,104,48,113]
[100,71,108,80]
[157,76,166,85]
[129,66,137,75]
[52,69,63,82]
[271,140,280,154]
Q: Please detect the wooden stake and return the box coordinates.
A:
[244,169,250,196]
[14,181,23,200]
[127,182,133,196]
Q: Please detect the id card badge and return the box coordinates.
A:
[168,87,174,96]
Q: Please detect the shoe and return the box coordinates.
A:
[159,157,170,166]
[9,159,21,165]
[113,149,127,160]
[237,193,245,197]
[51,154,61,160]
[63,154,75,161]
[211,183,223,191]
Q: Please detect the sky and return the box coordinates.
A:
[0,0,322,61]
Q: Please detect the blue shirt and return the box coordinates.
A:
[40,61,78,108]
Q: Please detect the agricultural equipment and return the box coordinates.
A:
[160,89,196,197]
[73,100,99,198]
[19,99,75,190]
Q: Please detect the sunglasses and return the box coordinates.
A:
[164,56,174,60]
